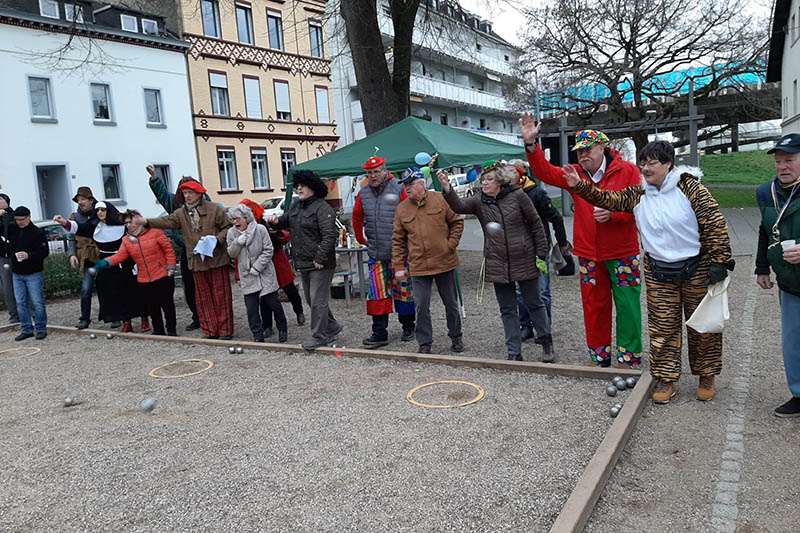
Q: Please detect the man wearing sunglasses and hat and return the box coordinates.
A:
[520,114,643,368]
[756,133,800,417]
[351,155,416,348]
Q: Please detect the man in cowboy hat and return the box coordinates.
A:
[519,114,642,368]
[133,180,234,339]
[351,155,415,348]
[392,167,464,354]
[67,186,101,329]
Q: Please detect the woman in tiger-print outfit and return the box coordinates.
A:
[563,141,734,404]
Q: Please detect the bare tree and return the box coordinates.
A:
[521,0,770,151]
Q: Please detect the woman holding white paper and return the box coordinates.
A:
[562,140,734,405]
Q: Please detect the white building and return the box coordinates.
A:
[768,0,800,135]
[328,0,524,207]
[0,2,198,220]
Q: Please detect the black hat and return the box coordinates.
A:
[0,193,9,205]
[767,133,800,154]
[293,170,328,198]
[13,206,31,217]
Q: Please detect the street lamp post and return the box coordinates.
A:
[646,109,658,139]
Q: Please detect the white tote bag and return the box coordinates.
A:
[686,277,731,333]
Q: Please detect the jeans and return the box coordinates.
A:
[299,268,341,343]
[0,256,18,322]
[411,269,462,348]
[780,290,800,398]
[79,261,95,323]
[13,271,46,334]
[518,254,551,326]
[496,279,550,357]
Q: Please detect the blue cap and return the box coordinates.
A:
[768,133,800,154]
[399,167,424,184]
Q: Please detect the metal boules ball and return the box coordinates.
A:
[485,222,503,235]
[2,263,9,270]
[128,236,138,243]
[88,333,97,339]
[606,385,618,397]
[106,333,114,340]
[612,376,624,385]
[609,404,622,418]
[63,397,74,407]
[87,267,97,275]
[139,398,156,413]
[384,193,400,205]
[228,346,236,354]
[615,380,627,391]
[235,346,244,354]
[626,376,637,389]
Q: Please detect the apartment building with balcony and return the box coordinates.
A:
[329,0,524,152]
[181,0,340,206]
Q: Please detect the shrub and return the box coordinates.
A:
[43,254,82,297]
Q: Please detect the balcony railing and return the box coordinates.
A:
[452,126,522,145]
[410,75,512,112]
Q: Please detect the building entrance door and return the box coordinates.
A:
[36,165,71,220]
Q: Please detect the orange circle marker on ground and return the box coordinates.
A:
[334,349,342,357]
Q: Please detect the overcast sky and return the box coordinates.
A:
[458,0,526,46]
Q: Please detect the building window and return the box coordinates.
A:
[65,4,84,23]
[28,77,55,120]
[143,88,163,125]
[504,54,509,61]
[142,19,158,35]
[39,0,58,19]
[91,83,112,121]
[153,164,171,190]
[309,21,324,58]
[209,72,230,116]
[440,113,448,125]
[218,149,238,190]
[274,80,291,120]
[479,118,487,129]
[243,76,262,119]
[202,0,221,38]
[280,149,296,185]
[120,14,138,32]
[101,164,122,200]
[267,10,284,51]
[315,87,330,123]
[476,43,482,51]
[251,149,269,189]
[236,3,254,44]
[795,80,798,116]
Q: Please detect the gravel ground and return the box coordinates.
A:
[0,329,620,532]
[39,249,650,370]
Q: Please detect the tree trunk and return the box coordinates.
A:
[341,0,420,135]
[631,130,649,155]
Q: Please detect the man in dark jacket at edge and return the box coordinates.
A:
[66,186,100,329]
[146,164,211,331]
[0,193,19,324]
[0,206,49,341]
[509,159,571,342]
[267,170,343,350]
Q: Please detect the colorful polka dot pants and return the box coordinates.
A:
[579,256,643,365]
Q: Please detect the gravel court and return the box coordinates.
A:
[0,329,626,532]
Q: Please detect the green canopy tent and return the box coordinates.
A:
[283,116,526,206]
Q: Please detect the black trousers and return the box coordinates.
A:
[180,248,199,323]
[264,282,303,328]
[141,276,176,335]
[244,290,287,341]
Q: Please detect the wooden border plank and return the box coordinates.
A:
[0,323,18,333]
[549,373,654,532]
[45,324,641,380]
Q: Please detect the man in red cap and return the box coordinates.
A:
[351,155,415,347]
[133,181,234,339]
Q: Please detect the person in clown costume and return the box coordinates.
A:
[351,155,415,348]
[519,113,643,368]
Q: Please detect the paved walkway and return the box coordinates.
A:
[459,207,762,258]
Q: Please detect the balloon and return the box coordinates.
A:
[414,152,432,166]
[465,168,478,183]
[421,166,431,179]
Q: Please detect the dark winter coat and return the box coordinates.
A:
[756,177,800,296]
[2,222,49,275]
[0,205,13,259]
[521,180,568,248]
[443,186,548,284]
[272,196,337,271]
[352,176,404,261]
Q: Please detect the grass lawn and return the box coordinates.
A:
[706,186,758,207]
[699,150,774,185]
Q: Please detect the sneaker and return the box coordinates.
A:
[328,323,344,341]
[418,345,432,354]
[296,313,305,326]
[166,330,178,337]
[774,397,800,418]
[652,380,677,404]
[76,320,90,330]
[278,329,288,343]
[14,332,33,341]
[35,331,47,340]
[593,358,611,368]
[520,326,534,342]
[451,336,464,353]
[110,321,121,329]
[696,375,715,401]
[507,353,523,361]
[541,339,555,364]
[302,339,327,350]
[264,328,274,339]
[363,334,389,348]
[186,320,201,331]
[401,328,415,342]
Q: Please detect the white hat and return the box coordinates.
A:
[95,201,107,209]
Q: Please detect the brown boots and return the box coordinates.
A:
[652,376,716,404]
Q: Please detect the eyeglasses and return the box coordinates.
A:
[639,160,666,169]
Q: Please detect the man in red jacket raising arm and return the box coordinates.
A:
[519,113,643,368]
